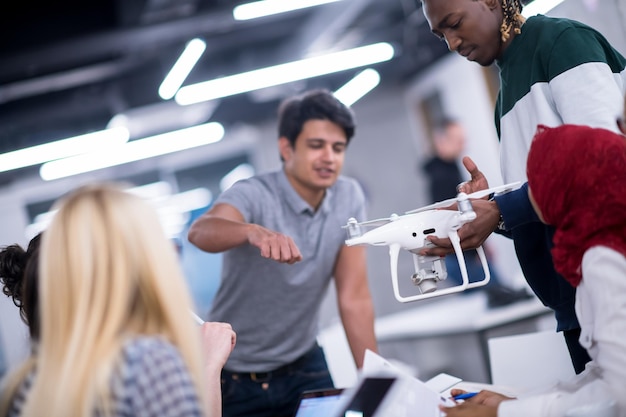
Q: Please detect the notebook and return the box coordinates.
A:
[292,388,344,417]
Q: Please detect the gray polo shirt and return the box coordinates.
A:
[208,168,366,372]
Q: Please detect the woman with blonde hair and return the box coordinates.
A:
[0,183,234,417]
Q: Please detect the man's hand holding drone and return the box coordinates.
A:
[456,156,489,194]
[420,157,503,257]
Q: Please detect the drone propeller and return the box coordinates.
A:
[406,197,458,214]
[343,213,400,229]
[405,181,521,214]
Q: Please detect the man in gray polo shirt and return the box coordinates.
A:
[188,89,378,417]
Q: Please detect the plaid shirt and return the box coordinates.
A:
[9,337,204,417]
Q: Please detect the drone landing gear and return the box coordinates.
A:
[388,239,491,303]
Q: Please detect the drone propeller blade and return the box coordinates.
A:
[362,217,397,227]
[405,181,521,215]
[405,197,457,214]
[343,217,390,228]
[465,181,522,200]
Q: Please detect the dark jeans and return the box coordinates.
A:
[221,344,334,417]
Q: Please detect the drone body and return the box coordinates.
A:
[344,182,520,303]
[346,209,469,251]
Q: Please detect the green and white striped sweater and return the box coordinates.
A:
[495,14,626,185]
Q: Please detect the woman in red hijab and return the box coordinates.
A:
[527,124,626,287]
[441,124,626,417]
[524,124,626,416]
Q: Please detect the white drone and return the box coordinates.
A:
[344,182,520,303]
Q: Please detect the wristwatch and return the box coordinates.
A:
[496,213,506,232]
[489,192,506,232]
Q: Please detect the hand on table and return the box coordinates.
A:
[440,388,515,417]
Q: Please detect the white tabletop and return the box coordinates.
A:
[374,292,552,342]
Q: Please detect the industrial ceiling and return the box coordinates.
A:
[0,0,454,186]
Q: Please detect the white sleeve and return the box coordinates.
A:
[498,247,626,417]
[550,62,625,133]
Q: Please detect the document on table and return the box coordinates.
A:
[362,349,456,411]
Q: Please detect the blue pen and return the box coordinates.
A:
[452,392,479,401]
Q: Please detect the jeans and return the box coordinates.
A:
[221,344,334,417]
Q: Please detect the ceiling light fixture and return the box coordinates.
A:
[175,42,394,105]
[522,0,567,17]
[233,0,344,20]
[40,122,224,181]
[159,38,207,100]
[26,185,212,239]
[220,163,256,192]
[0,127,129,174]
[333,68,380,107]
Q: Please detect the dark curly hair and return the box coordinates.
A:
[500,0,525,42]
[277,89,355,148]
[0,233,41,339]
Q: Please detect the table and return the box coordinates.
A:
[373,292,554,383]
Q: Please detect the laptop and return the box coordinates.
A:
[292,388,344,417]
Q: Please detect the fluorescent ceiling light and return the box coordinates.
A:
[334,68,380,107]
[0,127,129,174]
[25,210,57,240]
[150,187,213,237]
[126,182,211,211]
[26,186,212,240]
[233,0,343,20]
[127,181,173,200]
[175,42,394,105]
[40,122,225,181]
[163,187,212,212]
[220,163,255,191]
[522,0,567,17]
[159,38,207,100]
[108,100,218,140]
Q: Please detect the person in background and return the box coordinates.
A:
[0,233,42,341]
[420,0,626,373]
[188,89,378,417]
[0,183,235,417]
[441,124,626,417]
[421,118,530,308]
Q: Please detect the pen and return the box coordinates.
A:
[452,392,479,401]
[191,311,205,325]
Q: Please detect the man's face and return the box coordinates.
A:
[280,119,347,194]
[422,0,505,66]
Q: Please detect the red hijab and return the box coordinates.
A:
[526,124,626,287]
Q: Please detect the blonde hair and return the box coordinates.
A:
[1,183,207,416]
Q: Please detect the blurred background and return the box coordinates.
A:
[1,0,625,384]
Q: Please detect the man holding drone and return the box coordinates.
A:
[188,89,378,417]
[419,0,626,378]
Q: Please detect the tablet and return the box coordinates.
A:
[292,388,344,417]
